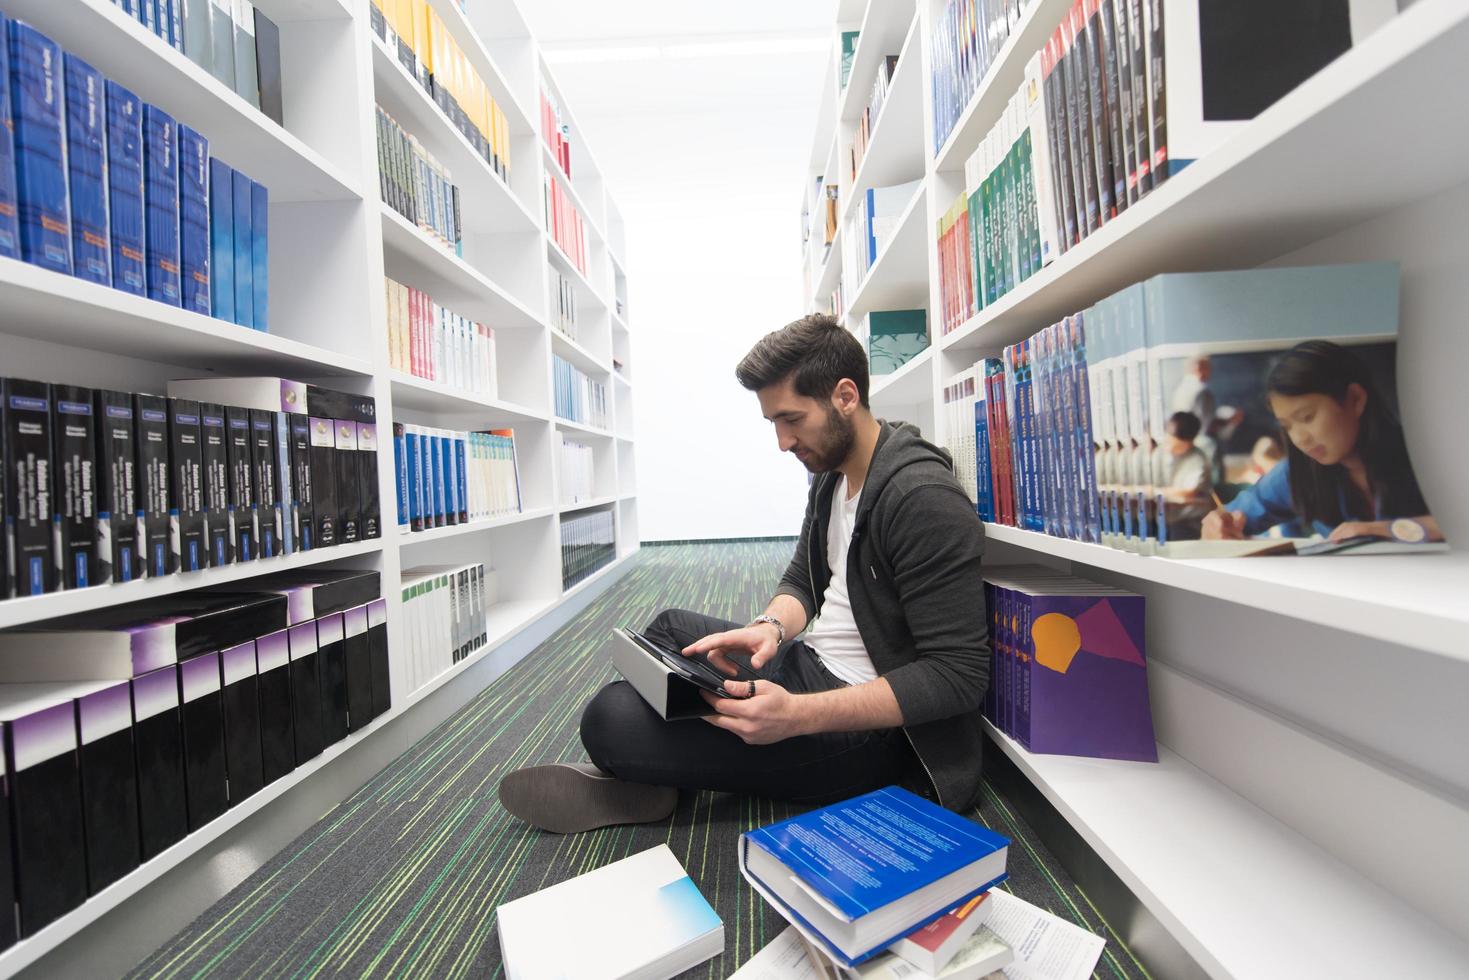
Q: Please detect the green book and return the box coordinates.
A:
[865,310,928,375]
[840,31,860,89]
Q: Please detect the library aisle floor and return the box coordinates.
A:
[127,542,1147,979]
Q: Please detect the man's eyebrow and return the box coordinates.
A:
[766,410,801,422]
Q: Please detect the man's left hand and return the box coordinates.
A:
[700,680,807,745]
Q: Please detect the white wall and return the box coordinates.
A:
[531,32,834,540]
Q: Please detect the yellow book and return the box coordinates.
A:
[413,0,432,88]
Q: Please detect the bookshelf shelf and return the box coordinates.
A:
[0,261,373,378]
[379,205,544,331]
[838,2,917,126]
[869,346,932,405]
[550,329,611,377]
[560,495,618,513]
[388,373,549,422]
[398,508,556,547]
[812,227,844,305]
[546,237,608,312]
[984,721,1469,978]
[984,524,1469,662]
[613,372,632,389]
[370,36,539,237]
[0,538,384,633]
[5,0,362,204]
[611,310,631,335]
[554,418,613,440]
[840,14,924,227]
[939,0,1469,357]
[844,182,928,323]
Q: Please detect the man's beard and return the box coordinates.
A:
[800,406,856,473]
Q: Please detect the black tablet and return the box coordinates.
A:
[621,628,737,698]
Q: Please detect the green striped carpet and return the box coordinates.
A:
[129,541,1148,979]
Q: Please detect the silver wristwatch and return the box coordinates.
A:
[750,614,786,645]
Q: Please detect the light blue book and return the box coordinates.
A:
[250,179,267,330]
[230,167,251,327]
[207,158,233,321]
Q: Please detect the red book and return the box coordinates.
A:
[887,891,995,975]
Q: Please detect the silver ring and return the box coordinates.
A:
[746,680,756,698]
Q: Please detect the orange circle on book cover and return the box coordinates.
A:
[1032,613,1082,674]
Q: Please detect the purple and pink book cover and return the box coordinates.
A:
[1024,593,1157,763]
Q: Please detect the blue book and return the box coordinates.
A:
[176,124,210,314]
[404,428,420,532]
[454,436,467,523]
[0,14,18,259]
[166,0,183,51]
[7,20,71,273]
[430,434,444,526]
[207,158,233,321]
[975,397,992,522]
[739,786,1009,967]
[63,55,110,285]
[393,424,408,532]
[249,179,267,330]
[105,81,146,294]
[231,167,252,327]
[142,104,180,304]
[136,0,153,33]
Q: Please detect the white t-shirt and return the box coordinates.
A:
[803,475,878,685]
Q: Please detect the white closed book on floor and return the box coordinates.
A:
[496,844,723,980]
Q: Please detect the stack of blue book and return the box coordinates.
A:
[1,15,269,331]
[738,785,1010,969]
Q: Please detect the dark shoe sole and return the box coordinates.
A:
[498,764,677,834]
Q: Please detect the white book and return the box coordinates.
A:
[497,844,723,980]
[231,0,260,108]
[852,926,1012,980]
[207,0,235,89]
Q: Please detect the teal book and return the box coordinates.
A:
[866,309,928,376]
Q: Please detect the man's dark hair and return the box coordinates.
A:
[735,313,870,408]
[1166,411,1202,442]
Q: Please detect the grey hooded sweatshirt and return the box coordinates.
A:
[774,419,990,812]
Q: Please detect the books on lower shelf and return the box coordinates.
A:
[738,785,1010,968]
[376,105,462,255]
[560,508,613,589]
[934,0,1397,334]
[392,424,522,533]
[958,262,1445,558]
[384,276,498,397]
[0,570,389,945]
[552,354,608,430]
[543,169,586,274]
[497,844,723,980]
[3,16,270,329]
[851,52,902,181]
[558,435,595,505]
[399,561,488,692]
[983,565,1155,761]
[369,0,513,183]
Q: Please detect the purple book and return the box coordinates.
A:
[1019,589,1156,762]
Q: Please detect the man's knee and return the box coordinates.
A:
[645,607,683,633]
[579,681,647,768]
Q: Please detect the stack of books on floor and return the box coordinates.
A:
[738,785,1013,976]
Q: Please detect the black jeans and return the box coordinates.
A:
[579,608,916,805]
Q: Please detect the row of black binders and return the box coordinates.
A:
[1,375,380,599]
[0,568,390,944]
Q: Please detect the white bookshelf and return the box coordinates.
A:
[0,0,637,972]
[801,0,1469,976]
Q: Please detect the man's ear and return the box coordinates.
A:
[832,378,860,415]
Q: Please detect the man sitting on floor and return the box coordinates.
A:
[498,313,990,832]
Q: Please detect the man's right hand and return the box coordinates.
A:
[682,625,780,677]
[1201,508,1247,540]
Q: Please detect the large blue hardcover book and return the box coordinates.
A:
[176,123,210,314]
[231,167,252,327]
[142,104,180,304]
[249,179,267,330]
[0,14,19,259]
[8,20,72,273]
[207,157,233,321]
[105,81,146,294]
[740,786,1009,966]
[63,54,111,285]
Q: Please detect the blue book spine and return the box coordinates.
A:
[104,81,146,294]
[231,167,252,327]
[136,0,153,32]
[0,14,18,259]
[454,436,467,521]
[250,179,267,330]
[439,432,455,523]
[431,434,445,524]
[64,54,110,285]
[167,0,183,51]
[975,398,992,522]
[142,103,180,304]
[207,157,233,321]
[404,429,420,531]
[176,124,210,313]
[394,426,408,531]
[8,21,72,273]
